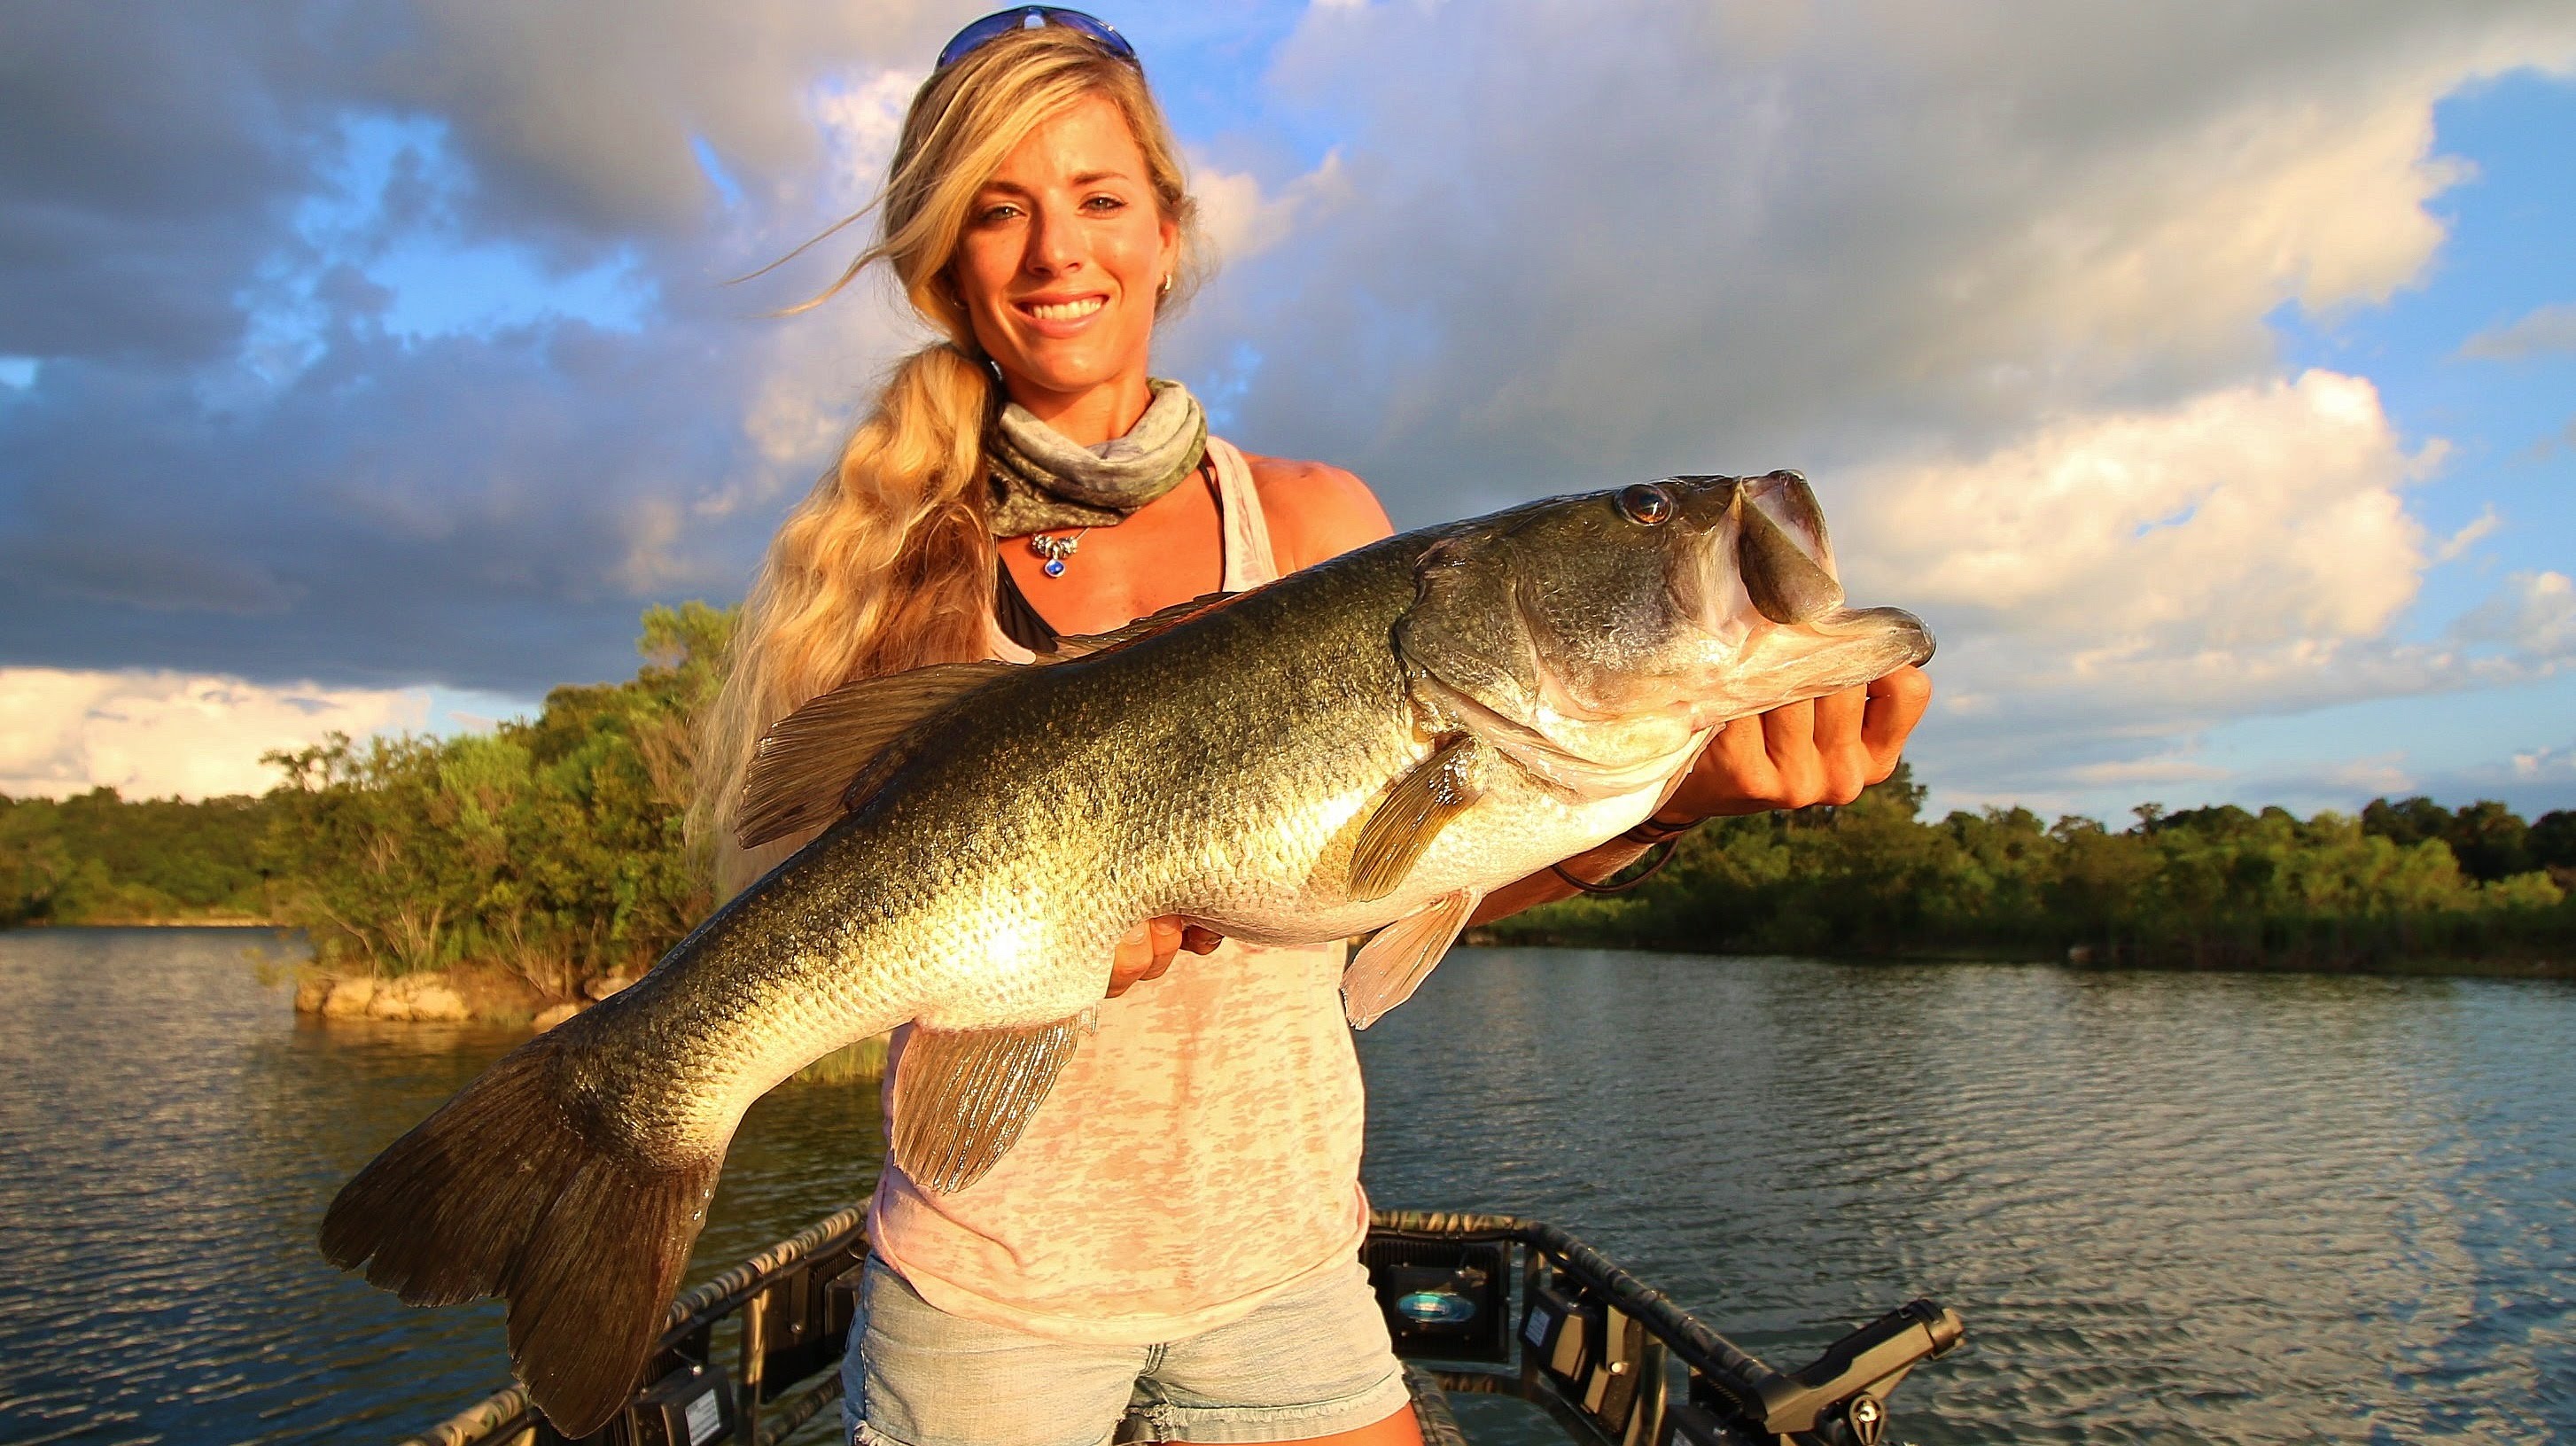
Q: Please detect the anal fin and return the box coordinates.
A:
[891,1017,1085,1193]
[1343,887,1483,1029]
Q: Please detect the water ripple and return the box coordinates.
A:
[1358,951,2576,1444]
[4,933,2569,1442]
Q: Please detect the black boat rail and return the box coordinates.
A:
[398,1206,1965,1446]
[1367,1210,1965,1445]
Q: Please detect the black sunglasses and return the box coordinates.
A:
[936,6,1139,71]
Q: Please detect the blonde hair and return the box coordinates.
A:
[694,26,1204,896]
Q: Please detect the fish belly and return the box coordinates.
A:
[1188,769,1672,945]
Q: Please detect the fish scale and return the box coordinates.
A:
[320,471,1934,1437]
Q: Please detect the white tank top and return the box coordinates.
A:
[865,436,1370,1344]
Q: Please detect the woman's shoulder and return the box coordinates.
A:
[1233,450,1396,572]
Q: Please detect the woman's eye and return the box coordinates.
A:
[1084,194,1127,213]
[974,202,1021,224]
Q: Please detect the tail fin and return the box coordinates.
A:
[319,1033,722,1437]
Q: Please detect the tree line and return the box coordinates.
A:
[1485,769,2575,969]
[4,604,2571,982]
[2,604,729,999]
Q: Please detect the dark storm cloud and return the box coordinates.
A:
[0,2,950,692]
[0,315,766,688]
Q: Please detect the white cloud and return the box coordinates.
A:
[1836,372,2576,809]
[2432,506,2502,564]
[2068,757,2230,787]
[0,670,429,800]
[2460,300,2576,360]
[1844,369,2434,664]
[1192,152,1348,268]
[2458,570,2576,659]
[1177,1,2576,510]
[2511,744,2572,781]
[2324,752,2416,797]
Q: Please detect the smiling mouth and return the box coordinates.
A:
[1022,297,1105,322]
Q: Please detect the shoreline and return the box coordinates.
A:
[10,917,284,929]
[1461,929,2575,981]
[13,921,2566,983]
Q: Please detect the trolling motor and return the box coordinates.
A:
[1660,1298,1965,1446]
[1363,1211,1967,1446]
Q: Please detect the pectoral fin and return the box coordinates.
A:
[738,661,1013,849]
[1349,735,1485,902]
[891,1017,1085,1194]
[1343,888,1483,1029]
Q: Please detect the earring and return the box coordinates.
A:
[1158,274,1173,299]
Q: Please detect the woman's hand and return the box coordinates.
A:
[1662,665,1933,820]
[1106,917,1226,998]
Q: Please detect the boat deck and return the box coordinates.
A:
[399,1207,1964,1446]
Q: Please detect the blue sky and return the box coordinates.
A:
[2,2,2572,820]
[2237,71,2576,815]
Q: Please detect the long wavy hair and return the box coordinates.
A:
[693,26,1205,896]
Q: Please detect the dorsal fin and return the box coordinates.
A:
[737,661,1012,849]
[1044,590,1236,659]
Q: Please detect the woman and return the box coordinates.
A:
[696,12,1930,1445]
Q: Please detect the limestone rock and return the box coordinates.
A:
[366,989,415,1021]
[532,1001,584,1032]
[408,983,471,1022]
[322,977,377,1018]
[584,973,638,1002]
[294,976,333,1014]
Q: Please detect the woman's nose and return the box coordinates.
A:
[1023,206,1085,276]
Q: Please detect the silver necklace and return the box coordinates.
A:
[1027,527,1093,578]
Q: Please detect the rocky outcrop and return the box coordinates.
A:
[322,976,378,1018]
[531,1000,586,1032]
[293,965,548,1025]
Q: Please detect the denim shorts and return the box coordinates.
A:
[841,1255,1413,1446]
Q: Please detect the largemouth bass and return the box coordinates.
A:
[321,471,1931,1433]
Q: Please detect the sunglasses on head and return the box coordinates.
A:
[936,6,1138,71]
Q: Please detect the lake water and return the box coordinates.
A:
[2,929,2568,1443]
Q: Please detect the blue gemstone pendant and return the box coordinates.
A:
[1029,528,1086,578]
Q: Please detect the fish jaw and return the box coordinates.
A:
[1678,603,1934,732]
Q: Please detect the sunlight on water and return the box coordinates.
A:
[1,931,2567,1442]
[1358,950,2576,1444]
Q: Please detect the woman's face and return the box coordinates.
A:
[952,93,1179,416]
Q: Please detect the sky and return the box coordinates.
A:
[2,1,2572,824]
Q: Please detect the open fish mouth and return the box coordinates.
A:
[1667,469,1935,661]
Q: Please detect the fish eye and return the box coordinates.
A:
[1616,484,1675,526]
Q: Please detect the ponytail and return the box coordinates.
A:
[691,343,995,897]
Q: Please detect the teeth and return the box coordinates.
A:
[1028,298,1105,321]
